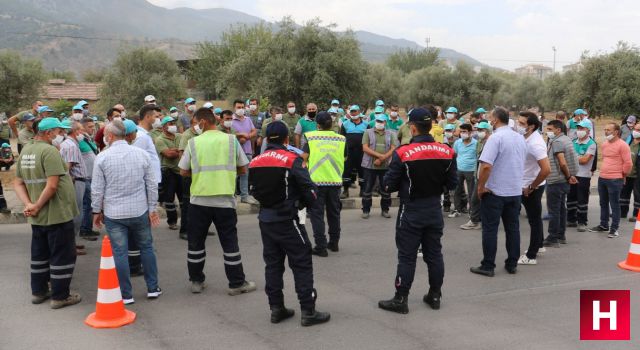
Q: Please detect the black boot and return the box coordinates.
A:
[270,305,295,324]
[312,246,328,257]
[423,289,441,310]
[327,241,339,252]
[378,293,408,314]
[301,308,331,327]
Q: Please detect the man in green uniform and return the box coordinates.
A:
[18,113,36,154]
[155,116,182,232]
[13,117,82,309]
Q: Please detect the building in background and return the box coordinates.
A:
[514,64,553,79]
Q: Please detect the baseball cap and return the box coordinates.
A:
[185,97,196,105]
[169,106,178,112]
[315,111,332,125]
[374,106,385,114]
[445,106,458,114]
[144,95,156,103]
[78,100,88,107]
[375,114,386,122]
[266,121,289,141]
[475,107,486,113]
[349,105,360,111]
[577,120,592,129]
[22,113,36,122]
[1,143,10,148]
[407,108,431,123]
[477,121,491,129]
[375,100,385,107]
[328,107,339,114]
[628,115,637,123]
[60,119,72,129]
[38,117,63,131]
[214,107,222,115]
[37,106,54,114]
[331,99,340,105]
[202,102,214,109]
[161,116,175,126]
[72,105,83,111]
[574,108,587,115]
[123,119,138,135]
[444,124,456,131]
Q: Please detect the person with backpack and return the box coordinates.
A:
[567,121,597,232]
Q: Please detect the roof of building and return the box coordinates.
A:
[41,80,102,101]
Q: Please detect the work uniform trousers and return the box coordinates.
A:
[620,176,640,219]
[362,168,391,213]
[546,183,569,242]
[187,204,246,288]
[259,218,315,310]
[469,180,481,223]
[0,179,7,210]
[309,186,342,250]
[161,169,183,226]
[80,179,93,234]
[521,185,545,259]
[30,221,76,300]
[180,177,191,236]
[567,176,591,225]
[454,171,475,212]
[394,197,444,297]
[342,145,364,192]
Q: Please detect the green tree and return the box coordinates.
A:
[363,64,404,107]
[48,70,76,82]
[386,48,441,74]
[51,99,75,117]
[0,51,46,115]
[100,48,186,111]
[82,68,107,83]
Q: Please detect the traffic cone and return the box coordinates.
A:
[85,236,136,328]
[618,211,640,272]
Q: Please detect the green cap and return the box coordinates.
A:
[1,143,9,148]
[123,120,138,135]
[38,117,63,131]
[477,121,491,129]
[444,124,456,131]
[161,116,175,126]
[60,119,73,129]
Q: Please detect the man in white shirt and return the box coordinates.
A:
[134,104,162,185]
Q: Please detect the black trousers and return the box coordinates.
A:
[521,185,545,259]
[0,179,7,209]
[260,218,315,310]
[187,204,246,288]
[181,177,191,234]
[342,145,364,190]
[394,199,444,296]
[620,176,640,218]
[362,168,391,213]
[567,176,591,225]
[309,186,342,249]
[30,221,76,300]
[161,169,183,225]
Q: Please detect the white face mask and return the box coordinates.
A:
[390,111,398,118]
[249,104,257,111]
[53,134,64,146]
[546,131,556,139]
[76,134,85,142]
[171,112,179,118]
[120,111,126,119]
[167,125,178,134]
[235,109,245,117]
[72,113,83,121]
[606,134,615,141]
[444,132,453,138]
[113,116,123,122]
[187,105,197,112]
[287,107,296,114]
[477,131,487,140]
[194,124,203,135]
[576,130,587,139]
[516,126,527,135]
[223,120,233,129]
[274,114,283,121]
[460,132,469,140]
[446,113,455,120]
[375,122,385,130]
[633,131,640,139]
[152,118,162,129]
[351,114,360,120]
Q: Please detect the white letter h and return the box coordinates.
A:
[593,300,617,331]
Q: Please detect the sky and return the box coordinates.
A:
[147,0,640,71]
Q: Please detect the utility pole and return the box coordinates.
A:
[425,37,430,49]
[552,46,557,72]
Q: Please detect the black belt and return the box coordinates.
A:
[73,178,87,182]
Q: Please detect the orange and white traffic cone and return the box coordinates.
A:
[618,211,640,272]
[85,236,136,328]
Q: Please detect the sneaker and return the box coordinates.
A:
[228,280,257,296]
[559,237,567,244]
[447,210,460,218]
[32,290,51,304]
[517,255,537,265]
[460,220,480,230]
[241,196,259,205]
[505,266,517,274]
[588,225,609,232]
[460,208,469,214]
[147,287,162,299]
[191,281,206,294]
[524,247,546,255]
[470,266,495,277]
[577,224,587,232]
[381,211,391,218]
[567,221,577,228]
[123,298,135,305]
[361,212,370,219]
[608,230,619,238]
[50,292,82,309]
[542,239,560,248]
[312,247,328,257]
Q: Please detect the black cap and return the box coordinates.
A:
[408,108,432,123]
[315,111,332,125]
[266,121,289,141]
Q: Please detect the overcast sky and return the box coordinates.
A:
[148,0,639,71]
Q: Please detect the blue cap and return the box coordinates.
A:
[407,108,432,123]
[374,106,385,114]
[161,116,175,126]
[375,114,386,122]
[22,113,36,122]
[38,117,63,131]
[123,120,138,135]
[475,107,486,113]
[78,100,88,107]
[445,106,458,113]
[214,107,222,114]
[444,124,456,131]
[169,106,178,112]
[1,143,9,148]
[266,121,289,141]
[60,119,72,129]
[577,120,592,129]
[38,106,54,114]
[375,100,384,107]
[331,99,340,105]
[184,98,196,105]
[72,105,83,111]
[349,105,360,111]
[574,108,587,115]
[328,107,339,114]
[477,121,491,129]
[338,108,344,114]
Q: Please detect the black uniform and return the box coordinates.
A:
[383,134,457,297]
[249,144,319,310]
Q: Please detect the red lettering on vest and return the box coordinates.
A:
[396,142,455,162]
[249,149,296,169]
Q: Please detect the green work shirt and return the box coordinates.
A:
[261,118,294,139]
[283,113,300,137]
[179,128,197,151]
[15,140,78,226]
[154,133,182,173]
[397,123,412,145]
[18,128,34,145]
[368,118,403,131]
[362,129,398,170]
[220,126,238,135]
[630,142,640,178]
[149,129,163,140]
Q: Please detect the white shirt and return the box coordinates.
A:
[522,131,548,187]
[134,125,161,183]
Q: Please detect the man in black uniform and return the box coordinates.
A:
[249,122,331,327]
[378,108,457,314]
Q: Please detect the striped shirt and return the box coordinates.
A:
[59,137,87,179]
[91,140,158,219]
[547,134,578,184]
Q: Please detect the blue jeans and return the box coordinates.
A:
[546,183,569,241]
[239,154,252,198]
[480,193,521,269]
[80,180,93,233]
[598,178,624,232]
[104,212,159,299]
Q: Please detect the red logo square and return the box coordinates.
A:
[580,290,630,340]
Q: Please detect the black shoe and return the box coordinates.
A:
[543,238,560,248]
[460,208,468,214]
[0,207,10,214]
[567,222,577,228]
[470,266,495,277]
[327,242,339,252]
[179,232,187,240]
[79,232,98,241]
[312,247,328,257]
[301,308,331,326]
[558,237,567,244]
[423,289,441,310]
[378,294,409,314]
[505,266,517,274]
[443,207,450,213]
[270,305,295,324]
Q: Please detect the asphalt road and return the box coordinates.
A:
[1,204,639,350]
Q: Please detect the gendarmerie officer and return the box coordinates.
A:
[249,122,331,327]
[378,108,457,314]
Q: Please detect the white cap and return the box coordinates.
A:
[202,102,214,109]
[144,95,156,102]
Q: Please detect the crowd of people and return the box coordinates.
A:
[0,95,636,322]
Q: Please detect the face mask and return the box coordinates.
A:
[82,109,90,117]
[446,113,455,120]
[375,122,385,130]
[274,114,283,121]
[120,111,126,119]
[249,105,257,111]
[72,113,83,121]
[633,131,640,139]
[76,134,85,142]
[390,111,398,118]
[477,131,487,140]
[444,132,453,138]
[546,131,556,139]
[113,116,123,122]
[235,109,245,117]
[516,126,527,135]
[171,112,179,118]
[152,118,162,129]
[194,124,203,135]
[187,105,197,112]
[307,111,317,119]
[460,132,469,140]
[223,120,233,129]
[53,134,64,146]
[351,114,360,120]
[167,125,178,134]
[606,134,615,141]
[287,107,296,114]
[576,130,587,139]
